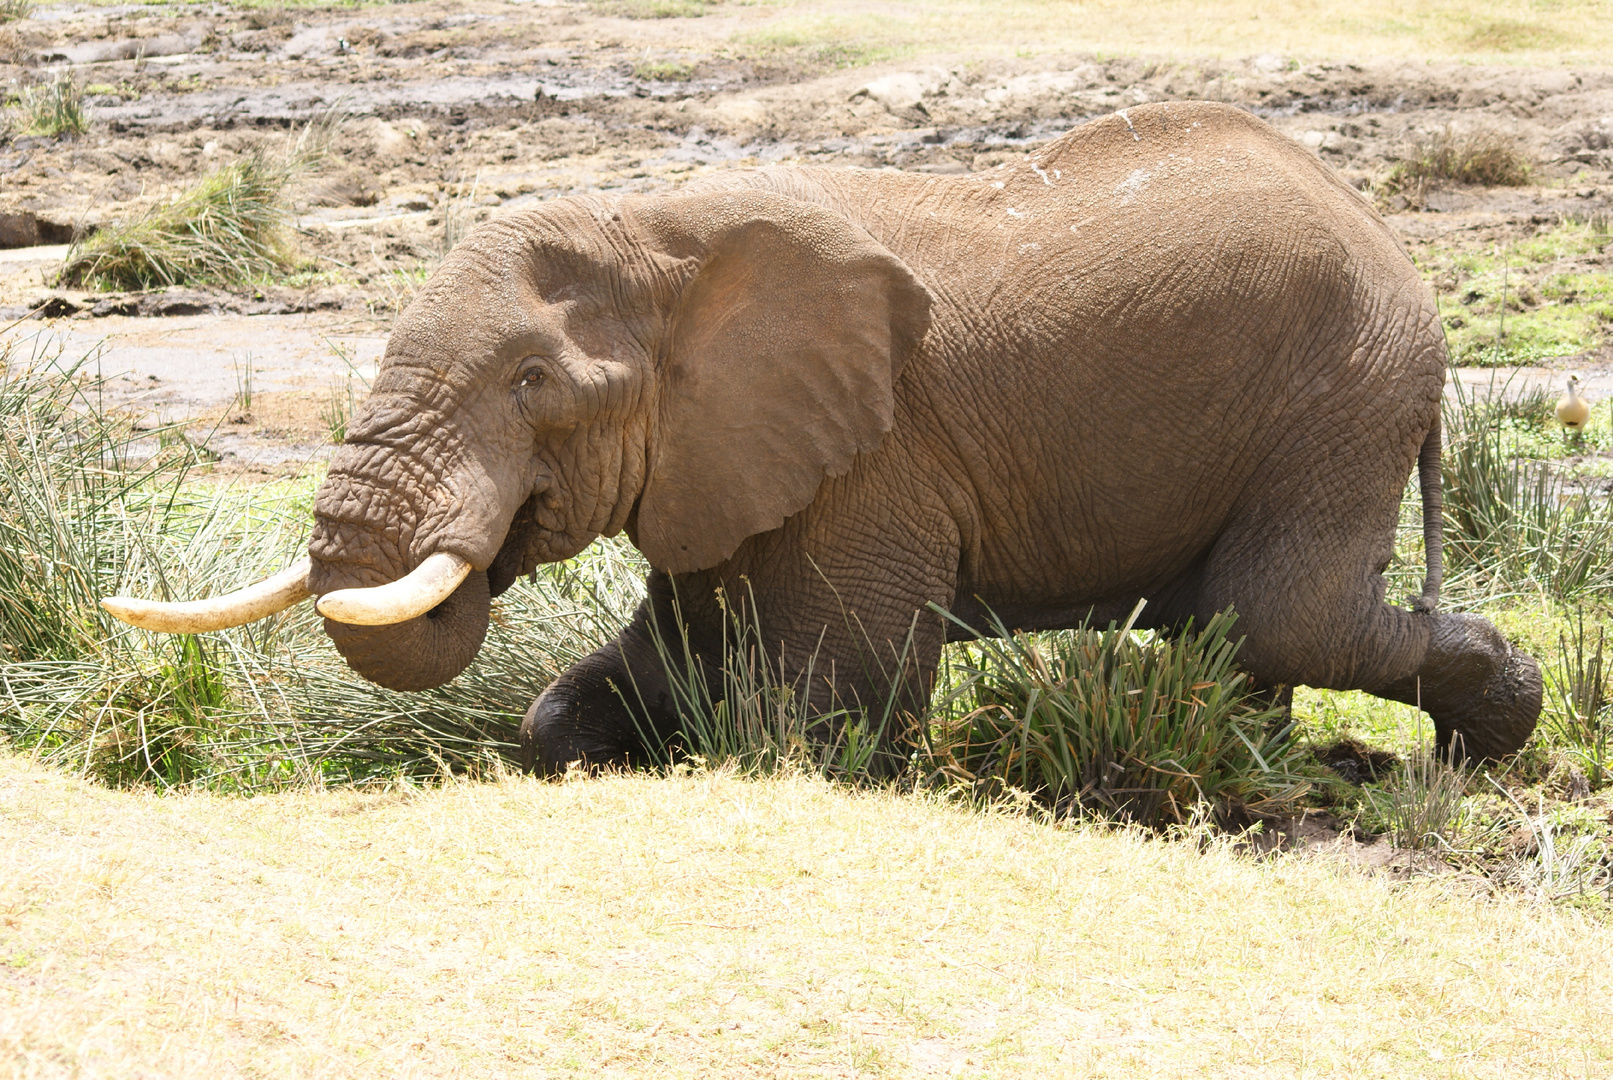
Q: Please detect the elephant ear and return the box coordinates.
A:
[628,189,931,574]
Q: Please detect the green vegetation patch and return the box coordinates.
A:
[928,606,1309,827]
[8,74,88,138]
[1414,219,1613,366]
[59,151,298,291]
[738,17,907,69]
[632,58,695,81]
[59,117,340,292]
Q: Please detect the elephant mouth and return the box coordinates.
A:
[486,493,598,596]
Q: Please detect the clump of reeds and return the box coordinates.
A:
[925,604,1309,828]
[1385,127,1531,200]
[60,150,298,291]
[59,115,339,292]
[12,73,88,137]
[1438,378,1613,602]
[625,586,908,781]
[0,0,32,23]
[1545,608,1610,790]
[1364,736,1473,850]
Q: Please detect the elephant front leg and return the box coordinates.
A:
[520,592,683,775]
[520,572,726,775]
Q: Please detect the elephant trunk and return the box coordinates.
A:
[317,564,492,691]
[309,424,532,692]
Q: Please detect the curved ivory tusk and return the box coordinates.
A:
[101,557,314,634]
[315,552,472,627]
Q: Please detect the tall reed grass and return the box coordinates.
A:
[625,586,913,781]
[1545,608,1610,790]
[11,73,87,137]
[0,337,636,789]
[925,603,1310,826]
[59,115,339,292]
[1435,376,1613,603]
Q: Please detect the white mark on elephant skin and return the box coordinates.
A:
[1115,169,1152,205]
[1069,215,1096,233]
[1031,164,1053,186]
[1006,207,1024,218]
[1054,168,1062,179]
[1117,109,1140,140]
[1018,242,1041,255]
[992,180,1005,189]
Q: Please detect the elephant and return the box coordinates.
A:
[103,100,1542,772]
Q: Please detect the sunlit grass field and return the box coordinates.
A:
[5,755,1612,1078]
[730,0,1613,67]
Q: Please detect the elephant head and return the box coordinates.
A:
[103,189,931,690]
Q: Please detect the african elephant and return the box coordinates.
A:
[105,101,1542,770]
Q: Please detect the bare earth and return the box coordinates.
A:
[1,1,1611,477]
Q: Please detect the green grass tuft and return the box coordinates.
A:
[625,587,909,782]
[0,0,32,24]
[1545,609,1611,790]
[927,604,1310,828]
[12,74,88,138]
[632,58,696,81]
[59,116,339,292]
[1363,739,1472,850]
[59,151,298,292]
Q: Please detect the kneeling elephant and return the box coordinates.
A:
[105,101,1543,770]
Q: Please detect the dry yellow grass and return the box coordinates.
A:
[747,0,1613,67]
[2,752,1610,1078]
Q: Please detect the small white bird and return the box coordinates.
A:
[1556,375,1591,431]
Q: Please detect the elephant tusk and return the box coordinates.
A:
[315,552,472,627]
[101,556,314,634]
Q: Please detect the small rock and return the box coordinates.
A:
[138,289,215,317]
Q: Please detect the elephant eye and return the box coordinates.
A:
[518,367,545,388]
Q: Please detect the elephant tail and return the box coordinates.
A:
[1415,413,1443,613]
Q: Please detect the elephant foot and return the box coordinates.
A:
[1378,612,1542,761]
[520,603,682,775]
[521,661,641,776]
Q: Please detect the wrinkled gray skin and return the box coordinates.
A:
[307,102,1541,773]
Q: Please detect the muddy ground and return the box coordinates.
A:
[1,0,1611,476]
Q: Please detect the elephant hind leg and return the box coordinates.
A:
[1368,612,1541,759]
[1195,486,1541,761]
